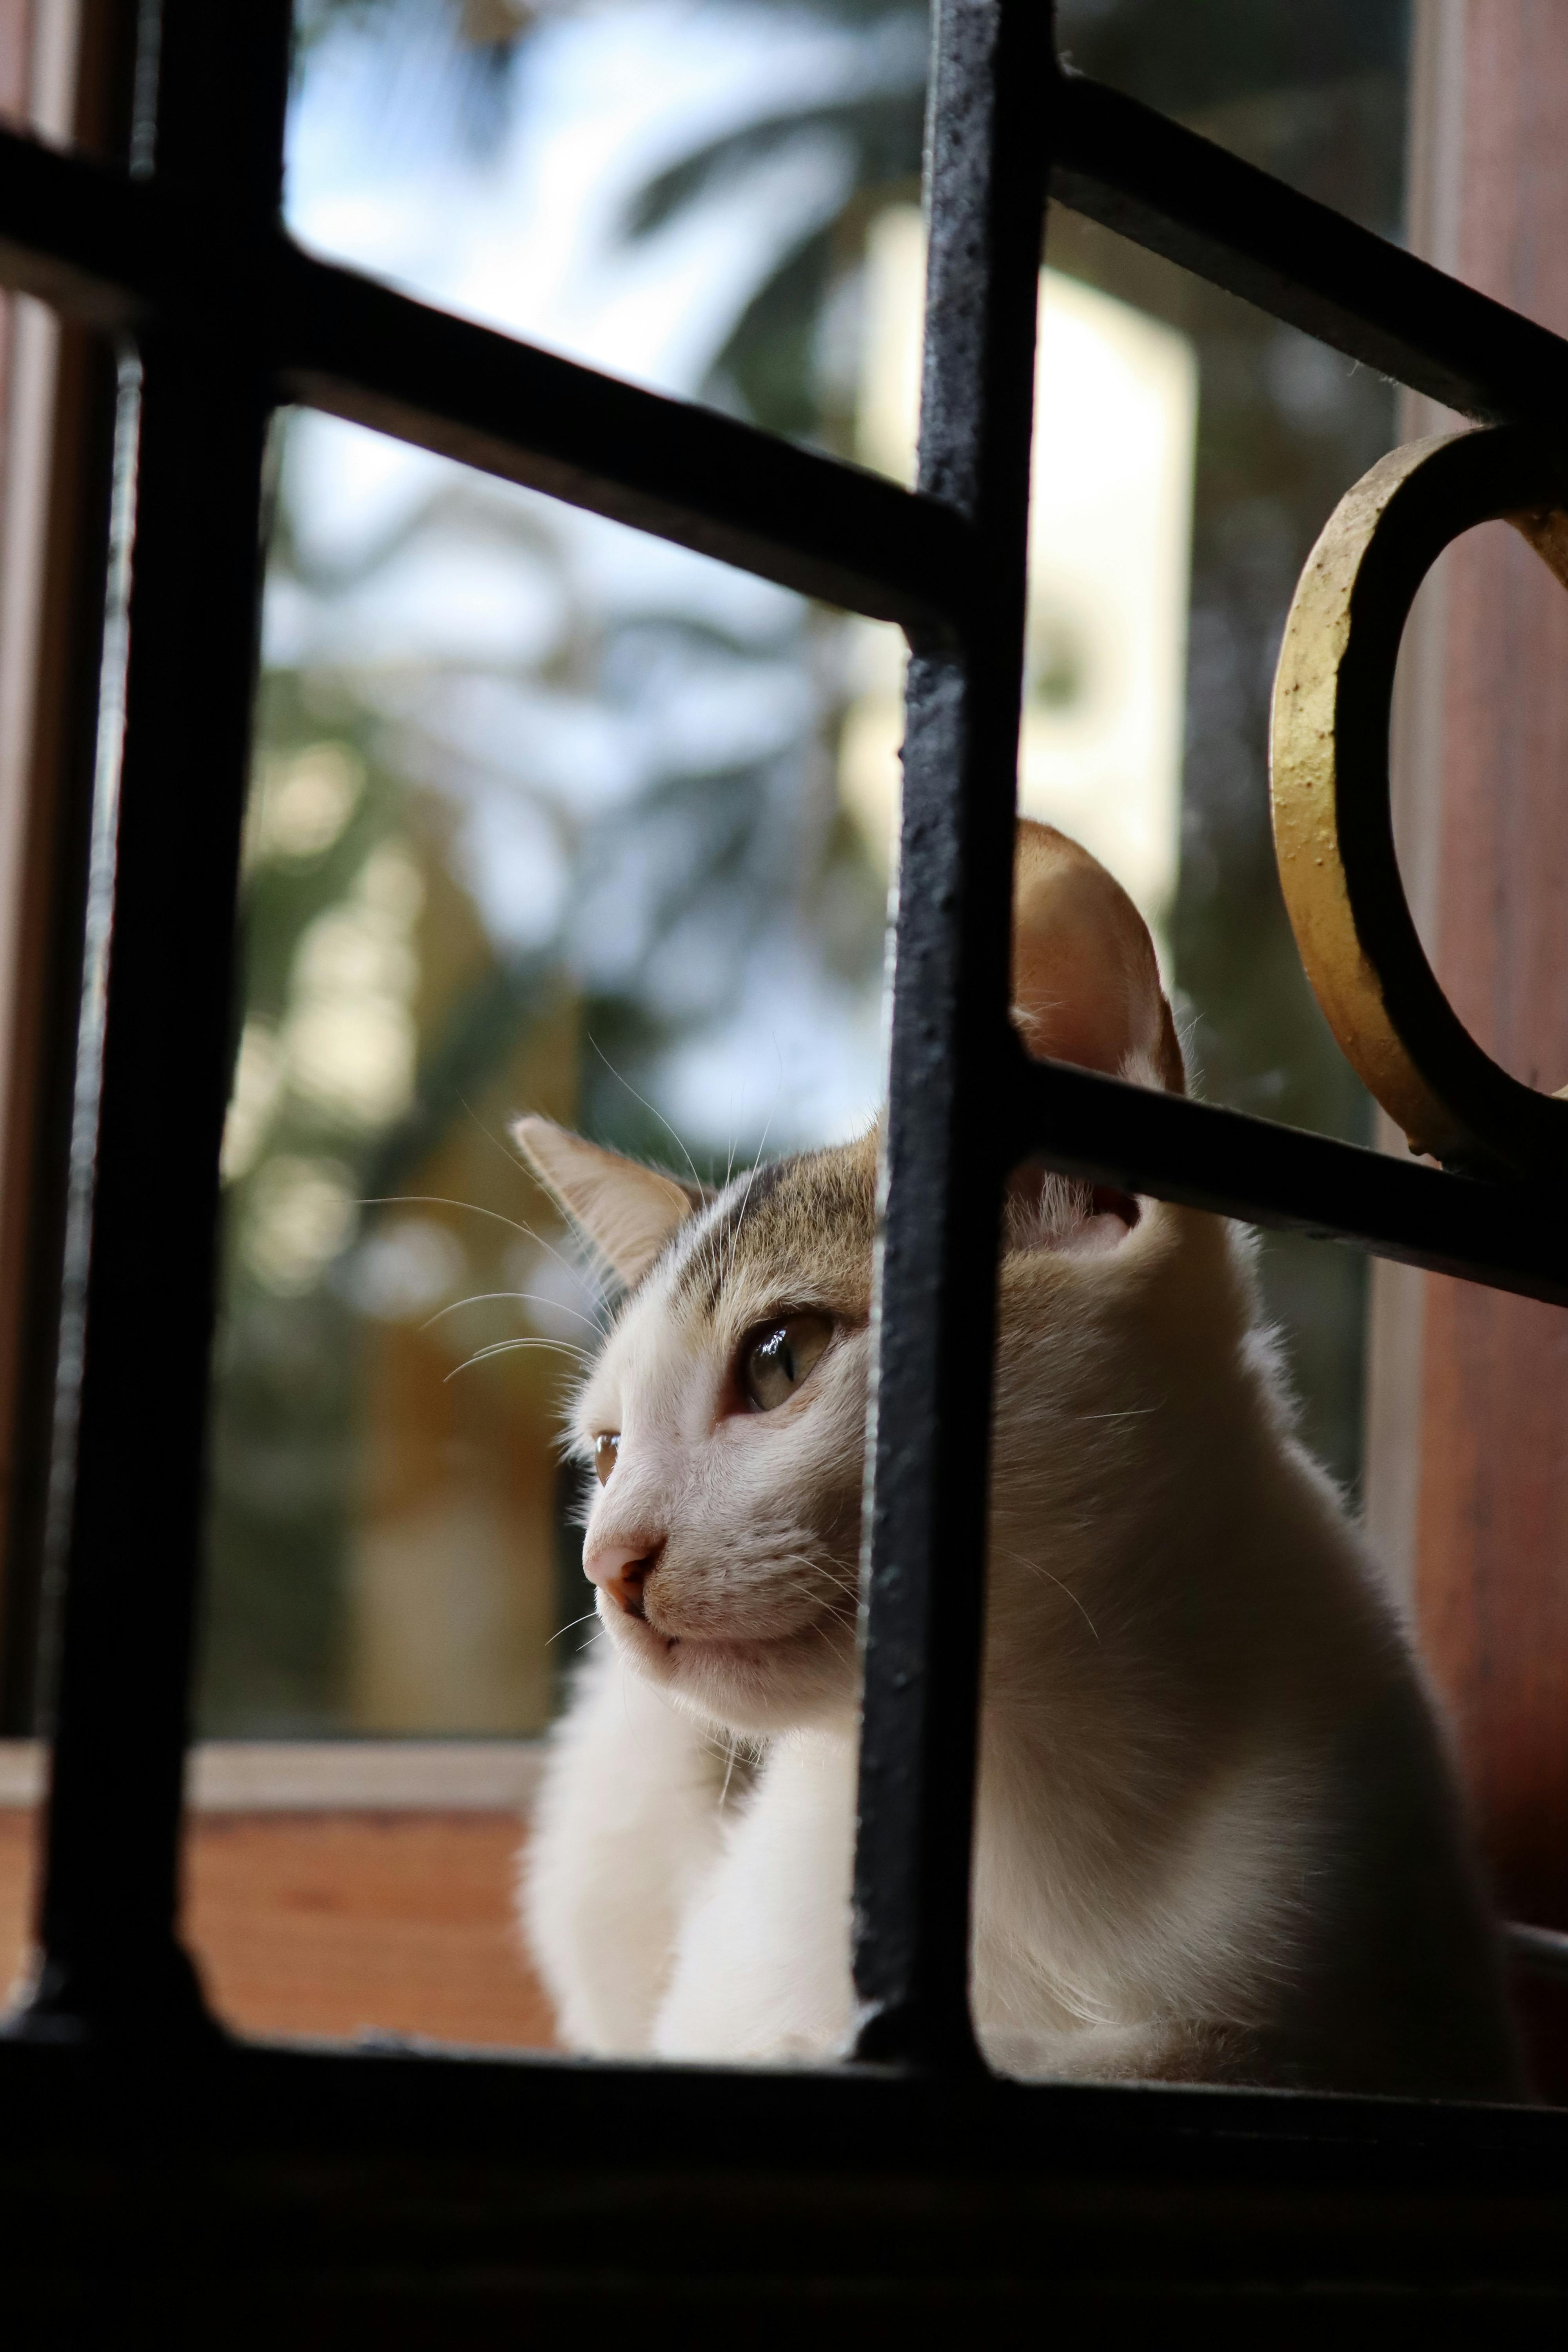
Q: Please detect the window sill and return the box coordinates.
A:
[0,1740,553,2052]
[0,1737,544,1811]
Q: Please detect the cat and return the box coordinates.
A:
[514,818,1520,2096]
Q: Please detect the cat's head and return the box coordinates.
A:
[515,820,1189,1738]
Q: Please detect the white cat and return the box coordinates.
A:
[516,820,1519,2096]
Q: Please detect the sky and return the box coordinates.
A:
[267,0,908,1153]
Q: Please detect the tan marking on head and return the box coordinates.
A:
[668,1131,878,1331]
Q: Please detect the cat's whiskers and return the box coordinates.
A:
[419,1290,606,1338]
[1005,1549,1101,1643]
[444,1336,595,1382]
[546,1608,603,1649]
[769,1551,862,1624]
[362,1192,570,1270]
[588,1034,706,1200]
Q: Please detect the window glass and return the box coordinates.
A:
[203,0,920,1743]
[186,0,1410,2045]
[206,425,888,1736]
[207,0,1413,1748]
[289,0,927,443]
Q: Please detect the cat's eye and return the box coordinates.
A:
[740,1313,833,1413]
[593,1433,619,1485]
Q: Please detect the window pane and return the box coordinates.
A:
[189,0,1417,2055]
[286,0,929,446]
[203,419,886,1742]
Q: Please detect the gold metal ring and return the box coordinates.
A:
[1270,426,1568,1181]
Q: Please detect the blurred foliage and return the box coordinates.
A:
[204,668,396,1726]
[200,0,1408,1731]
[1055,0,1406,111]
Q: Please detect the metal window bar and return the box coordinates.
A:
[0,0,1562,2082]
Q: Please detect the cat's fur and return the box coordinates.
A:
[516,821,1519,2095]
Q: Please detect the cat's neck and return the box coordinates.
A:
[984,1205,1390,1829]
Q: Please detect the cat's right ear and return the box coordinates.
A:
[1011,819,1186,1095]
[512,1116,699,1285]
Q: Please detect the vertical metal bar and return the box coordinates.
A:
[0,1,143,1735]
[18,2,292,2036]
[852,0,1054,2067]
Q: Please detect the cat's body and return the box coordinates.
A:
[518,823,1519,2097]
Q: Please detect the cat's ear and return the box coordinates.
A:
[1011,820,1186,1095]
[512,1116,699,1285]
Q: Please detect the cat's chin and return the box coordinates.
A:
[606,1607,855,1735]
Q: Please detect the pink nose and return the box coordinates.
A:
[584,1536,665,1620]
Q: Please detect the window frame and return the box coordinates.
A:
[0,0,1566,2256]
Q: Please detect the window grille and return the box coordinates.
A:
[2,0,1568,2312]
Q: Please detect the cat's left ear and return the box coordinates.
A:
[513,1116,701,1285]
[1011,819,1186,1094]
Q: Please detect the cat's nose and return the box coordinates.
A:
[584,1536,665,1620]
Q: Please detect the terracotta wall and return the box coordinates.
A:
[1371,3,1568,1974]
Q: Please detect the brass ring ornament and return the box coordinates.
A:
[1270,426,1568,1182]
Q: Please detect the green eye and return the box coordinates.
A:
[593,1433,619,1485]
[741,1314,833,1413]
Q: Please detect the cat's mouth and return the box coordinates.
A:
[608,1599,846,1673]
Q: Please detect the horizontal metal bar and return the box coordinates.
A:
[268,244,973,634]
[1051,71,1568,428]
[0,124,972,633]
[1007,1042,1568,1307]
[0,122,171,323]
[1505,1923,1568,1983]
[10,81,1568,612]
[2,2027,1568,2171]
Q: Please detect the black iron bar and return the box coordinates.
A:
[272,245,973,636]
[851,0,1052,2071]
[1051,70,1568,429]
[1504,1923,1568,1982]
[0,126,973,637]
[21,3,292,2038]
[9,54,1568,630]
[0,121,172,324]
[1007,1044,1568,1308]
[13,53,1568,448]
